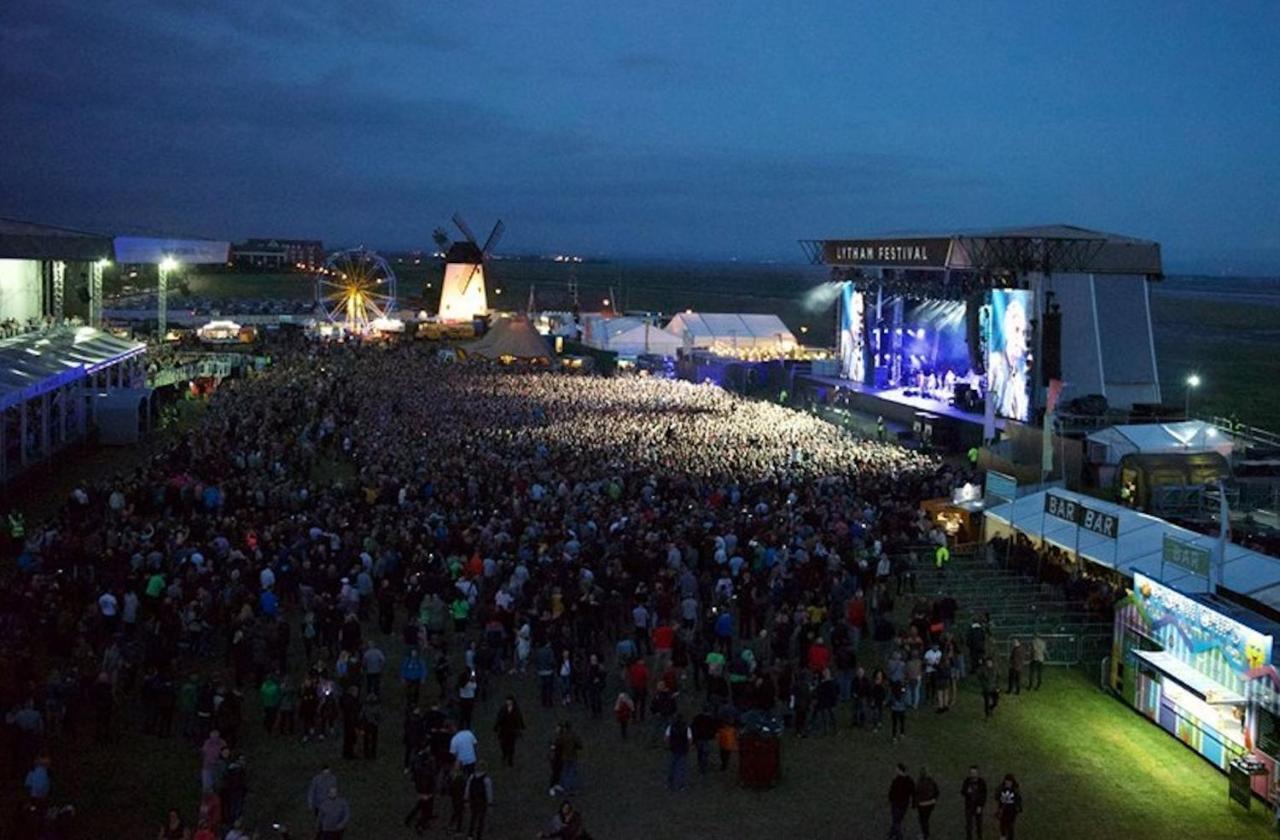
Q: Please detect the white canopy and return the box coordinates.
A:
[1086,421,1233,464]
[664,312,796,351]
[984,488,1280,611]
[601,322,683,357]
[582,315,644,347]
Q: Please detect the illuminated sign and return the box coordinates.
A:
[1044,492,1080,524]
[1134,572,1272,675]
[822,238,950,268]
[1045,493,1119,539]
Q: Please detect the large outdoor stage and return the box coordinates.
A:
[799,374,997,449]
[798,225,1165,451]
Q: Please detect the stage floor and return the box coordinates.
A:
[803,375,1003,430]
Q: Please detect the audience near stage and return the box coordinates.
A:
[0,339,1048,839]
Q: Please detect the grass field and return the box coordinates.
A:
[41,627,1274,840]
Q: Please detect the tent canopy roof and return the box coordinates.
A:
[0,327,145,411]
[665,312,796,345]
[465,317,552,361]
[984,488,1280,613]
[1087,421,1230,458]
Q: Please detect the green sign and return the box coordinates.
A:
[1163,534,1211,578]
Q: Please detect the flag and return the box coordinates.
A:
[982,384,996,444]
[1216,479,1230,588]
[1042,379,1064,478]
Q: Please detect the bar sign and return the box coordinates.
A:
[1044,492,1080,525]
[1163,534,1211,578]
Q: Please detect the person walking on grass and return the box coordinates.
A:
[665,713,693,791]
[465,762,494,840]
[979,658,999,719]
[613,690,635,740]
[996,773,1023,840]
[494,695,525,767]
[555,722,584,795]
[1007,640,1024,696]
[888,763,915,840]
[1027,635,1046,691]
[889,682,908,743]
[691,706,718,774]
[961,765,988,840]
[403,747,436,834]
[915,766,940,840]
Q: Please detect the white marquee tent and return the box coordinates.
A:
[664,312,796,352]
[984,488,1280,611]
[1086,421,1233,464]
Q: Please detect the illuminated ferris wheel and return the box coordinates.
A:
[313,248,397,332]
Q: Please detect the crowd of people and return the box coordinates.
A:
[0,338,1047,839]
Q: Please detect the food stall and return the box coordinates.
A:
[920,482,985,545]
[1112,572,1278,805]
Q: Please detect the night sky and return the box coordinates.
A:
[2,1,1277,271]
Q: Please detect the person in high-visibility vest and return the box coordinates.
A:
[967,446,980,467]
[934,544,951,570]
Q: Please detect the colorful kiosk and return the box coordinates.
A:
[1112,572,1278,805]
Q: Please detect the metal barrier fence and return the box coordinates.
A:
[985,631,1113,668]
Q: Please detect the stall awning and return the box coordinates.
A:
[1134,650,1245,704]
[983,488,1280,613]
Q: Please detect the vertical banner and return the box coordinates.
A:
[1042,378,1063,477]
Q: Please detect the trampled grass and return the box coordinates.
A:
[42,641,1274,840]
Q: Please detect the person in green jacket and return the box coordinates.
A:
[260,674,281,733]
[451,597,471,635]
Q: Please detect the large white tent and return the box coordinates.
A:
[664,312,796,352]
[581,315,643,348]
[1086,421,1233,464]
[984,488,1280,611]
[583,316,682,357]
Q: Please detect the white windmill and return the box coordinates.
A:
[433,214,503,322]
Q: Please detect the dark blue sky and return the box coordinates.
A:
[2,1,1277,272]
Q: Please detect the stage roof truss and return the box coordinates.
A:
[803,225,1161,278]
[955,235,1109,275]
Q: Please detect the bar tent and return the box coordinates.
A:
[984,488,1280,611]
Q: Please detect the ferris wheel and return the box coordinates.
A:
[313,249,397,332]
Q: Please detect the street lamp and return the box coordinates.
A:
[1184,373,1201,417]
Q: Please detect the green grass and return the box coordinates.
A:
[41,636,1274,840]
